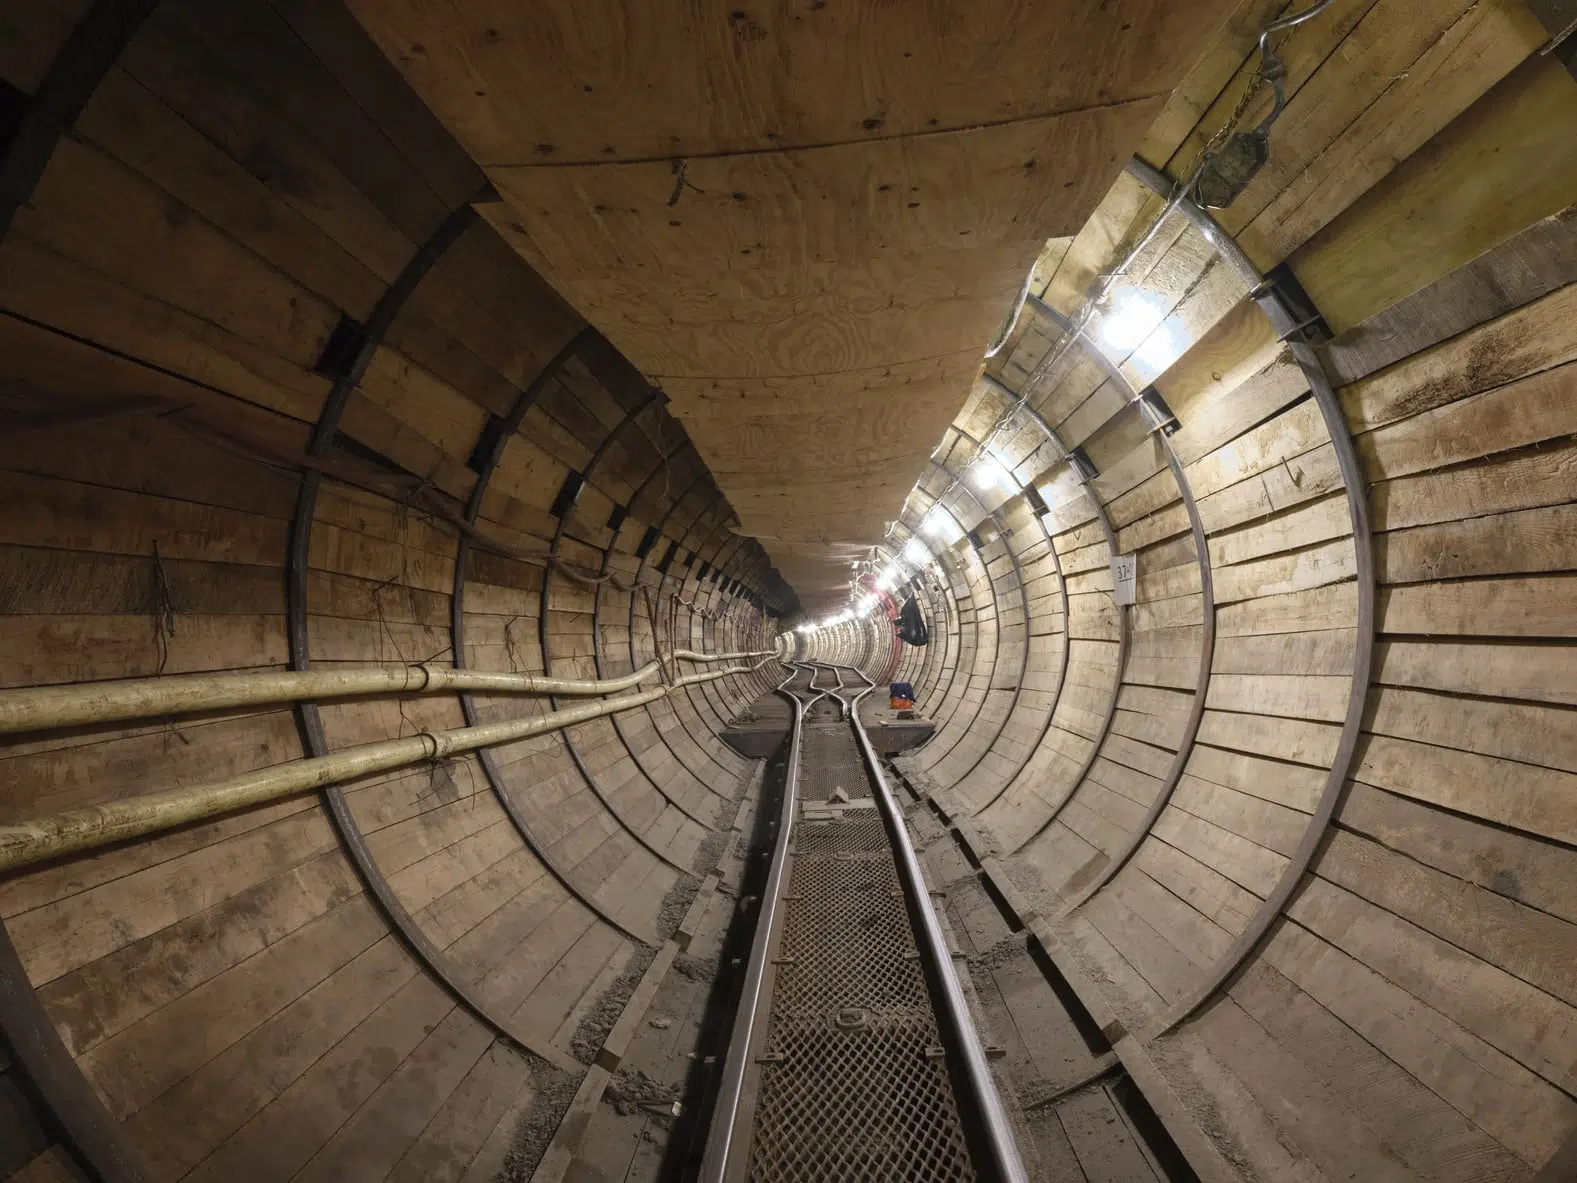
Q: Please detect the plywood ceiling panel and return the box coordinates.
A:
[349,0,1237,609]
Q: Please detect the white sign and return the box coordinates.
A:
[1112,553,1137,607]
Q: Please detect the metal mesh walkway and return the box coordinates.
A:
[745,718,977,1182]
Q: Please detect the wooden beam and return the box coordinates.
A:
[0,3,162,1180]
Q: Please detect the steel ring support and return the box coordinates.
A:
[1123,155,1375,1037]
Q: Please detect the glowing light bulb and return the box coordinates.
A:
[1099,286,1167,353]
[903,537,931,566]
[1132,319,1182,374]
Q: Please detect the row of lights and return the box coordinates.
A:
[794,589,885,634]
[797,285,1177,646]
[886,282,1178,556]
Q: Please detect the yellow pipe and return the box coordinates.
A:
[673,650,774,662]
[0,661,666,737]
[0,659,776,874]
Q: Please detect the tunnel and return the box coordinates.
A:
[1,1,1576,1180]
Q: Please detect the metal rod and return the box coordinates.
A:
[842,665,1030,1183]
[673,649,776,662]
[0,661,664,736]
[1123,155,1375,1038]
[1016,299,1218,896]
[699,663,806,1181]
[0,662,768,875]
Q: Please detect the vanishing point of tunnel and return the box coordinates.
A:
[1,1,1577,1181]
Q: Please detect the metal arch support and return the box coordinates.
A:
[589,447,716,826]
[0,0,157,235]
[975,473,1072,816]
[0,6,185,1181]
[940,425,1055,799]
[650,488,745,782]
[910,445,1031,785]
[911,537,958,714]
[620,471,731,792]
[1123,155,1375,1037]
[914,371,1134,844]
[1020,300,1218,915]
[668,513,743,737]
[286,191,600,1064]
[449,327,647,943]
[1007,453,1132,853]
[894,522,964,718]
[537,392,690,880]
[898,503,984,766]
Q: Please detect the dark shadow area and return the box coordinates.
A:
[659,733,792,1181]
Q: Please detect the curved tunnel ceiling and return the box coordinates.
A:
[2,2,1577,1183]
[345,1,1242,611]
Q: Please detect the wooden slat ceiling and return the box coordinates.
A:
[347,1,1237,609]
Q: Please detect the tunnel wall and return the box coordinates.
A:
[795,12,1577,1178]
[0,5,787,1180]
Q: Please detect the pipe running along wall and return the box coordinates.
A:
[5,2,1577,1182]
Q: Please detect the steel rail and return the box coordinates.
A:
[840,665,1030,1183]
[698,664,808,1182]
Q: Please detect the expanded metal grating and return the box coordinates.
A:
[795,817,889,854]
[746,721,977,1182]
[749,1020,974,1182]
[798,724,868,802]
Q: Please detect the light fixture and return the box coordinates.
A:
[969,448,1019,496]
[1132,319,1183,374]
[920,506,963,545]
[903,537,931,566]
[1098,285,1167,354]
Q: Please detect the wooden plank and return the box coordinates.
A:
[1379,573,1577,639]
[1192,995,1420,1183]
[1263,918,1576,1166]
[1341,282,1577,435]
[1355,731,1577,845]
[1373,438,1577,534]
[1339,783,1577,927]
[1056,1084,1162,1182]
[1228,959,1530,1181]
[1237,0,1547,267]
[383,1042,533,1183]
[1288,876,1577,1096]
[1320,207,1577,386]
[1292,56,1577,333]
[1317,827,1577,1008]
